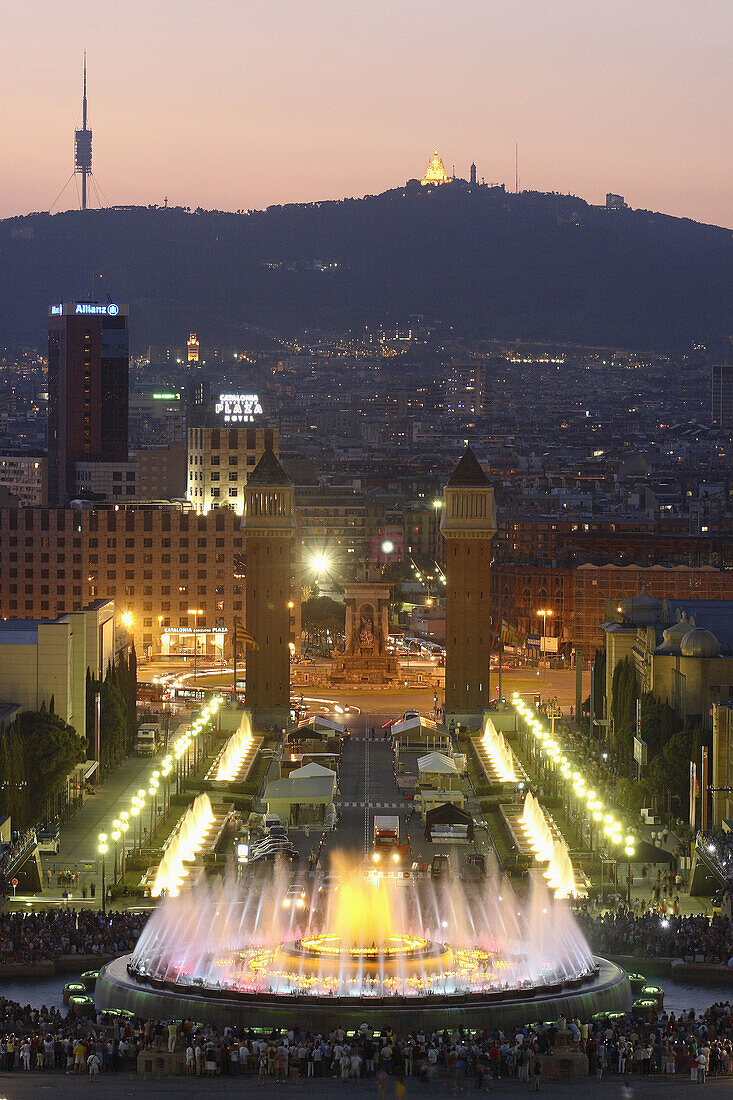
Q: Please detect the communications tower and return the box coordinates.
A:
[75,52,93,210]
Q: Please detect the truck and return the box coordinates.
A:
[136,722,162,756]
[373,815,400,848]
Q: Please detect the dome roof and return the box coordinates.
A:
[680,627,720,659]
[618,588,663,625]
[656,617,692,653]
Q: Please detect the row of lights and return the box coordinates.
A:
[511,693,635,861]
[97,697,223,868]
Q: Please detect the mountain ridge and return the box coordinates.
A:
[1,183,731,351]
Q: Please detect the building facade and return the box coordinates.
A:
[0,600,114,732]
[187,422,278,515]
[48,302,129,505]
[0,452,48,506]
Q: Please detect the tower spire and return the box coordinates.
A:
[75,51,93,210]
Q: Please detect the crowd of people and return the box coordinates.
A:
[0,909,146,965]
[1,994,733,1083]
[578,908,733,965]
[0,828,37,894]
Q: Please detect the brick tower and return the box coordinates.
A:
[441,447,496,726]
[242,449,295,730]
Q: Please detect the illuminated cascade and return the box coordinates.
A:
[520,792,554,862]
[545,837,577,900]
[421,150,451,186]
[151,793,215,897]
[216,713,255,781]
[481,715,516,782]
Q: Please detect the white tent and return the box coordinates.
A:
[417,751,458,776]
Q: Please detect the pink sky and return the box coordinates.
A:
[2,0,731,227]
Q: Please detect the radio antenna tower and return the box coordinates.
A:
[50,52,108,213]
[75,52,93,210]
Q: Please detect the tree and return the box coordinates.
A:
[0,710,85,827]
[100,661,127,771]
[301,596,346,654]
[611,656,638,765]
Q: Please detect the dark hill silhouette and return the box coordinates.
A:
[1,183,731,350]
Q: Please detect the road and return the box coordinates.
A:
[143,659,589,712]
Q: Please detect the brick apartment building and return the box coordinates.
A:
[0,505,298,659]
[493,517,733,652]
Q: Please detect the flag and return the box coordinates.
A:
[500,619,522,647]
[690,761,699,830]
[234,621,259,653]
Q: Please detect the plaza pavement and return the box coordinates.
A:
[0,1071,726,1098]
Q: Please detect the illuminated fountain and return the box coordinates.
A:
[216,713,255,782]
[480,715,516,782]
[96,851,628,1028]
[545,838,578,901]
[520,792,554,862]
[519,793,580,899]
[151,793,215,897]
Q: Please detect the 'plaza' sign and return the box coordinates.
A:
[215,393,263,423]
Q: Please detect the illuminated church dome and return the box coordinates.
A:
[421,150,450,186]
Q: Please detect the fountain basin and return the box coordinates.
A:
[96,953,630,1031]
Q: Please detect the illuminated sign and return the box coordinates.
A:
[49,302,123,318]
[215,393,263,423]
[75,303,119,316]
[162,626,228,635]
[151,392,180,400]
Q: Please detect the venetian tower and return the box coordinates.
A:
[441,447,496,725]
[242,448,295,730]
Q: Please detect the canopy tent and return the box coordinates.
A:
[424,802,474,843]
[417,750,458,776]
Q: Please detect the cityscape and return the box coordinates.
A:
[0,2,732,1095]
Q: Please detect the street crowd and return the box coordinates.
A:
[578,909,733,966]
[0,909,146,965]
[1,994,733,1083]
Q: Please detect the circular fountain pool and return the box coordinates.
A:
[96,856,631,1029]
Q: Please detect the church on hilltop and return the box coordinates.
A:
[421,150,452,186]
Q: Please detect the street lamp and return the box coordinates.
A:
[188,609,204,684]
[121,611,133,630]
[111,823,121,885]
[98,834,107,914]
[625,836,635,907]
[536,608,553,664]
[119,813,129,882]
[130,800,141,851]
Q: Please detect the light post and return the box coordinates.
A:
[149,775,160,842]
[625,836,635,907]
[536,608,553,667]
[131,800,141,851]
[98,834,107,915]
[111,822,121,884]
[188,608,204,683]
[119,814,129,882]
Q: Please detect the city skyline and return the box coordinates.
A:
[2,0,731,227]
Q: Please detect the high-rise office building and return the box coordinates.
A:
[711,356,733,430]
[48,302,129,505]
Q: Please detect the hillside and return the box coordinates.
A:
[1,183,731,350]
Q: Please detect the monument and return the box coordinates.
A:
[329,572,400,686]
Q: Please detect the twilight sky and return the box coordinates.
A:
[2,0,731,226]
